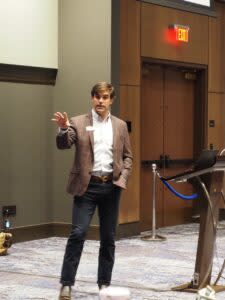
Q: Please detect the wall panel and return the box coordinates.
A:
[118,0,225,228]
[141,3,208,65]
[120,0,141,86]
[208,92,225,151]
[208,2,225,93]
[119,85,140,223]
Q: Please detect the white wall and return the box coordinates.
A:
[0,0,58,68]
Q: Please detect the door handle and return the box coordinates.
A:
[165,155,170,168]
[141,159,163,168]
[165,157,194,167]
[159,154,165,168]
[142,156,194,169]
[141,155,165,168]
[141,155,167,168]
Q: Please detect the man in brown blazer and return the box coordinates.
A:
[52,82,133,300]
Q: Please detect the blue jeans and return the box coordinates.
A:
[60,181,121,287]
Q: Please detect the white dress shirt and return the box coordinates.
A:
[91,109,113,174]
[59,110,113,175]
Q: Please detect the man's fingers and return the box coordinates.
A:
[63,112,69,120]
[52,112,69,127]
[54,112,64,118]
[53,112,68,120]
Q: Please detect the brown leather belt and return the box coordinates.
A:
[90,175,113,183]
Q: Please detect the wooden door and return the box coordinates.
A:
[141,64,195,231]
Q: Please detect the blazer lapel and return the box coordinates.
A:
[86,113,94,152]
[111,116,117,156]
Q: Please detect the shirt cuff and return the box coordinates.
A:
[58,127,68,135]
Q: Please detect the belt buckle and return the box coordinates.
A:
[101,175,108,183]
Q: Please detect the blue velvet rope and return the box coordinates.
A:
[160,177,198,200]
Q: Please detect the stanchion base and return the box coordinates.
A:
[141,234,166,241]
[171,282,225,293]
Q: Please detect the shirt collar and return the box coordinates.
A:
[92,109,111,122]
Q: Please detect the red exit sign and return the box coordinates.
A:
[168,24,190,43]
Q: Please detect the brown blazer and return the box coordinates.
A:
[56,112,133,196]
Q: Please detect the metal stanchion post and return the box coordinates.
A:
[142,163,166,241]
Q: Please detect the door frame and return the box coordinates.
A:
[140,57,208,231]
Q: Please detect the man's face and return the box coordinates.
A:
[91,90,113,118]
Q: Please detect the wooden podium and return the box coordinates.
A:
[163,155,225,293]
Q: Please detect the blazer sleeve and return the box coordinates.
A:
[56,119,77,149]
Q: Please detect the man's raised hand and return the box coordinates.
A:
[51,112,70,129]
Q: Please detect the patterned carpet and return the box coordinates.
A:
[1,222,225,299]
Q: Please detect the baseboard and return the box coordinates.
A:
[116,222,140,239]
[219,208,225,221]
[8,223,55,243]
[191,208,225,224]
[7,222,140,243]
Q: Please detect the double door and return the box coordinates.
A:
[141,64,196,231]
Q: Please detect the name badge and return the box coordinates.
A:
[86,126,95,131]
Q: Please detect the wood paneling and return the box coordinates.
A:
[117,0,225,229]
[140,68,164,229]
[208,2,225,203]
[208,92,225,151]
[141,66,195,229]
[141,3,208,65]
[164,68,194,159]
[208,2,225,93]
[119,0,141,224]
[163,68,195,226]
[141,65,164,160]
[120,0,141,86]
[119,85,140,223]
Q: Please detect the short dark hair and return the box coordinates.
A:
[91,82,115,99]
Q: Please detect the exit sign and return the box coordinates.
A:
[168,24,190,43]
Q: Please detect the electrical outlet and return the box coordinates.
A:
[193,272,199,287]
[2,205,16,217]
